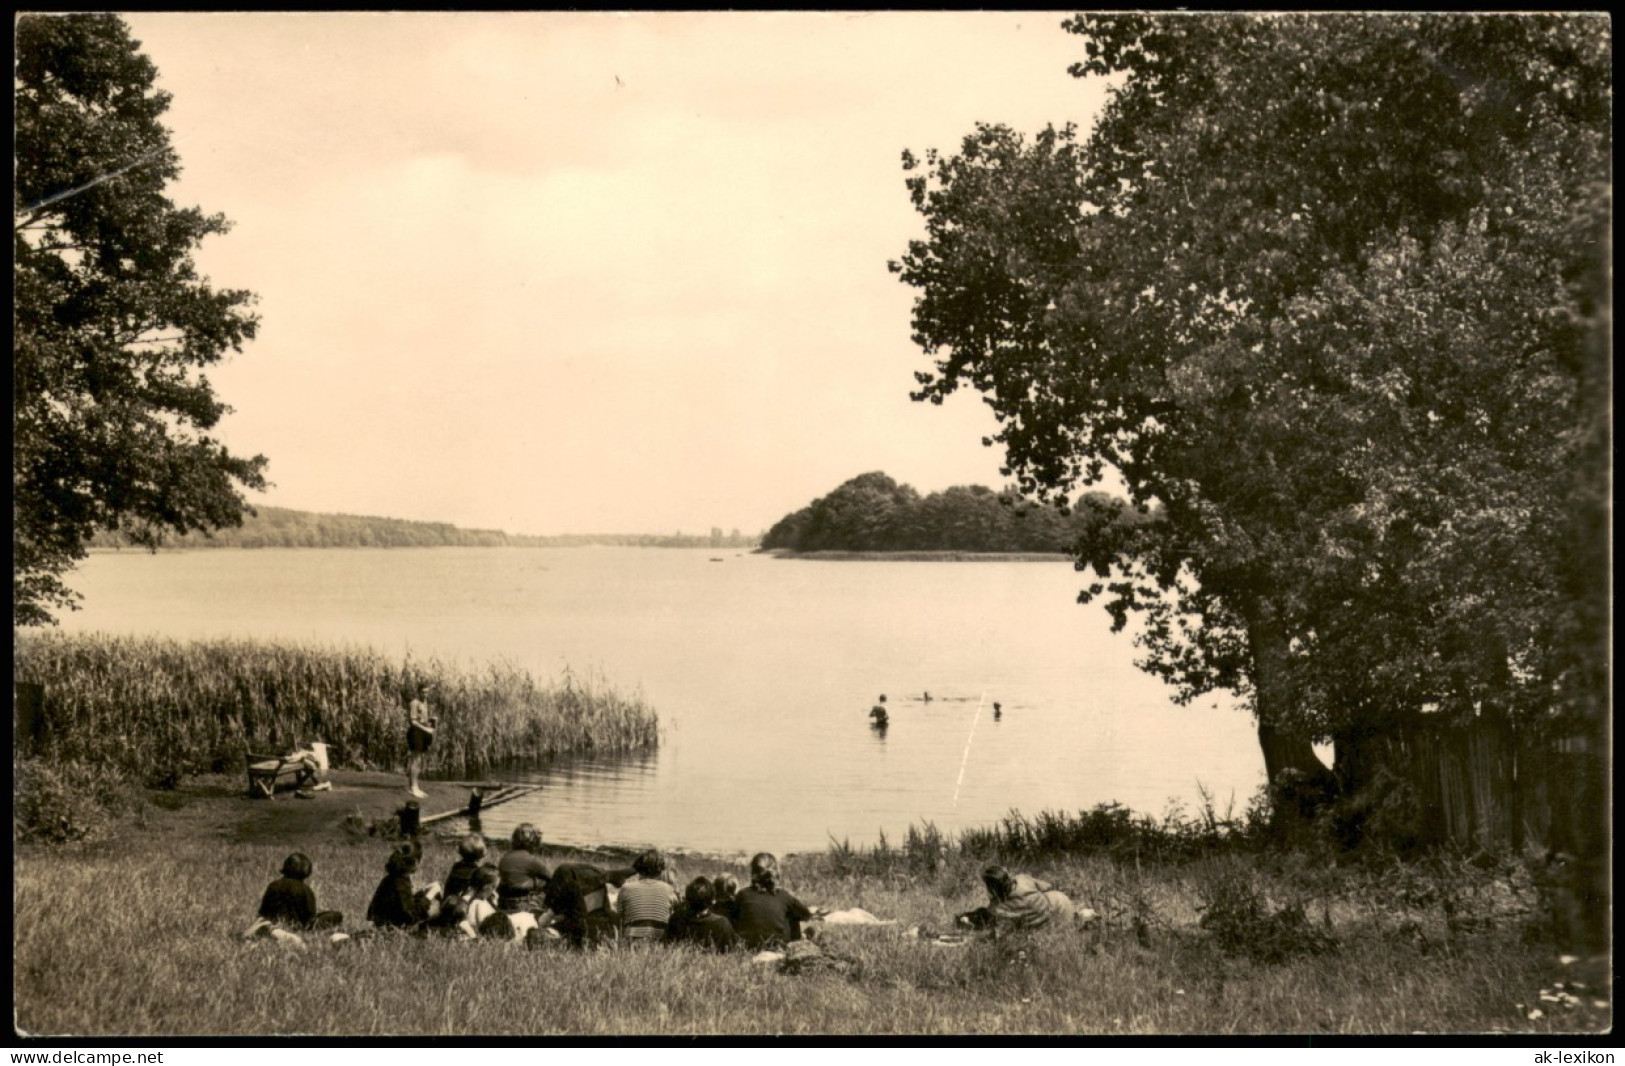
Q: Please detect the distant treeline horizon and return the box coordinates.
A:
[86,506,763,551]
[762,471,1136,554]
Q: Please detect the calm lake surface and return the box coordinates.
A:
[61,547,1266,855]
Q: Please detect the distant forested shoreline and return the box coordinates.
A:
[761,549,1070,562]
[86,506,761,551]
[761,472,1138,554]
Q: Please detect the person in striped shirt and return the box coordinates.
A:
[614,849,681,942]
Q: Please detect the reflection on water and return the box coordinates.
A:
[62,547,1269,854]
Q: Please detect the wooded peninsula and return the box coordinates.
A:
[761,471,1140,554]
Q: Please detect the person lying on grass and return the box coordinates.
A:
[366,843,442,931]
[956,864,1094,938]
[477,908,540,942]
[251,852,343,936]
[734,852,814,950]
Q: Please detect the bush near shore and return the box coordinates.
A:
[13,632,658,790]
[10,779,1606,1037]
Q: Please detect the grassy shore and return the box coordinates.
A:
[14,633,658,787]
[10,772,1609,1038]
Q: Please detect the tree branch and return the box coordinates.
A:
[14,147,167,230]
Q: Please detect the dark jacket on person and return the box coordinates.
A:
[733,886,812,949]
[497,849,551,912]
[443,859,481,899]
[544,862,618,948]
[366,873,429,929]
[667,907,738,952]
[258,877,318,928]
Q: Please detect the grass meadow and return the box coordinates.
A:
[10,773,1609,1038]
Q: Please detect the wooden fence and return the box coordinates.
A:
[1398,714,1606,855]
[1329,709,1607,856]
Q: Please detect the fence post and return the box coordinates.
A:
[1466,712,1514,848]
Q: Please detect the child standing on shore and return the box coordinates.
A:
[405,681,436,799]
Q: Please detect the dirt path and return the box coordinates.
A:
[148,771,645,868]
[151,770,482,845]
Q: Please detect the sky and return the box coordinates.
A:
[120,12,1112,537]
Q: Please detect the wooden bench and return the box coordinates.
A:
[245,752,318,798]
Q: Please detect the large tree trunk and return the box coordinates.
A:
[1247,610,1330,782]
[1246,605,1336,826]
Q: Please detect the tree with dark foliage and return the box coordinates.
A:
[761,471,1128,554]
[15,14,267,625]
[892,14,1609,844]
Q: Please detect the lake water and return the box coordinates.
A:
[59,547,1266,855]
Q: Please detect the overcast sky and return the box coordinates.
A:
[121,12,1110,536]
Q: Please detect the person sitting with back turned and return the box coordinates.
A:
[668,877,738,952]
[733,852,813,950]
[254,852,343,934]
[366,844,439,931]
[711,873,742,924]
[497,823,551,915]
[461,863,502,936]
[427,861,501,939]
[615,849,681,943]
[443,833,487,898]
[544,861,618,949]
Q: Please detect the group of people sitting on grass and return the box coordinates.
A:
[249,821,1093,950]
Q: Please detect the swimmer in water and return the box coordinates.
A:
[870,694,889,726]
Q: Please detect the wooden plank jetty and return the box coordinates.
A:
[419,782,540,828]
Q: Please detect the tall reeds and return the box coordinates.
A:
[13,632,659,784]
[820,798,1267,883]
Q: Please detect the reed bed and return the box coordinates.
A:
[13,632,659,784]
